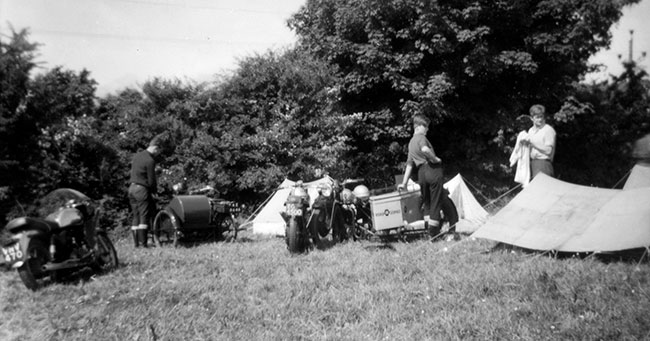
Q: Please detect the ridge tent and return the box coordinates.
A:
[244,176,334,236]
[471,166,650,252]
[246,174,488,236]
[443,174,489,233]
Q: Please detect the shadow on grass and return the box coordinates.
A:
[363,242,397,252]
[489,242,650,264]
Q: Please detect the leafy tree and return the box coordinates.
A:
[182,49,353,203]
[289,0,639,190]
[554,59,650,187]
[0,28,39,209]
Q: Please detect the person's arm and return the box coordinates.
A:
[147,160,157,194]
[529,128,555,157]
[399,163,414,190]
[421,145,442,164]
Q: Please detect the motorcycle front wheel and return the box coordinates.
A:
[18,238,49,291]
[92,234,119,273]
[286,217,305,254]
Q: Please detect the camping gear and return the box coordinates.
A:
[246,174,488,239]
[471,171,650,253]
[152,186,240,246]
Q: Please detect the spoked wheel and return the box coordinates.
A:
[441,195,459,234]
[92,234,119,273]
[219,214,238,242]
[17,238,50,291]
[153,210,180,247]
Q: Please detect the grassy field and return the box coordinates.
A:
[1,230,650,340]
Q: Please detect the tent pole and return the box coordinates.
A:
[611,168,633,189]
[239,189,278,228]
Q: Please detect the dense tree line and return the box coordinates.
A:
[1,0,648,231]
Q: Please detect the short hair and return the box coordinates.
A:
[529,104,546,117]
[412,114,430,128]
[149,133,165,147]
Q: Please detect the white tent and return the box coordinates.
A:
[244,176,334,236]
[443,174,489,233]
[245,174,487,236]
[471,170,650,252]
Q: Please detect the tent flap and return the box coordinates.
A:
[471,173,650,252]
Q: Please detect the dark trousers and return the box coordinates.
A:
[418,163,444,221]
[531,159,554,178]
[128,183,154,228]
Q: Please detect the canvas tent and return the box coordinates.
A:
[443,174,489,233]
[246,174,488,236]
[245,176,334,236]
[471,165,650,252]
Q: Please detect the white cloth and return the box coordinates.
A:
[510,131,531,186]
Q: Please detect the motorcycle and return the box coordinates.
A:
[281,181,338,254]
[1,188,119,290]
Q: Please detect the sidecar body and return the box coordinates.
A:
[153,195,240,246]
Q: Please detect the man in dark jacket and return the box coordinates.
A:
[128,136,161,247]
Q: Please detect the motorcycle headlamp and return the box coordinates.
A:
[318,183,333,197]
[340,188,355,204]
[291,186,308,199]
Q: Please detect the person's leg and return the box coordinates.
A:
[421,164,444,238]
[128,185,142,247]
[131,184,150,247]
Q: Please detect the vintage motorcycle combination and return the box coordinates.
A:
[152,185,240,247]
[1,188,119,290]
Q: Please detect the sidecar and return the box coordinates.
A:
[152,195,240,247]
[357,187,458,242]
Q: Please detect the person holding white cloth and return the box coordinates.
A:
[521,104,556,178]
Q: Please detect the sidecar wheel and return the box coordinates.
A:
[18,238,49,291]
[219,215,238,242]
[93,234,118,273]
[153,210,180,247]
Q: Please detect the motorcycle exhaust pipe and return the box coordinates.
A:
[42,259,84,272]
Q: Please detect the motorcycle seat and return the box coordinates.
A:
[6,217,61,234]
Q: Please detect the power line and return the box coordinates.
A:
[30,28,294,46]
[94,0,301,15]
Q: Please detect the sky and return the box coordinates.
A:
[1,0,649,97]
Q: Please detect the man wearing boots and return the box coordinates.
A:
[398,114,457,241]
[128,135,162,248]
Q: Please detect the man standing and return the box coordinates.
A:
[398,114,447,239]
[128,136,161,248]
[523,104,556,178]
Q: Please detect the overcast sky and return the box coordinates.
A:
[1,0,648,96]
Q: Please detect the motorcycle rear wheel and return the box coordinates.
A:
[18,238,49,291]
[93,234,119,273]
[441,196,459,231]
[286,217,305,254]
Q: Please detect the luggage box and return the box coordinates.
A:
[369,190,423,231]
